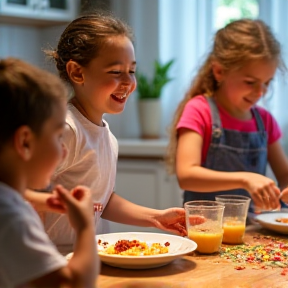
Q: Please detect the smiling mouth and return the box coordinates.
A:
[243,97,254,104]
[111,92,128,102]
[119,92,127,99]
[111,90,129,100]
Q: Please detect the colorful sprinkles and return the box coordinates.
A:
[220,235,288,275]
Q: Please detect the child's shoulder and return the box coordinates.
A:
[254,105,276,122]
[0,184,66,287]
[0,182,22,208]
[179,95,211,127]
[187,94,208,104]
[186,95,210,110]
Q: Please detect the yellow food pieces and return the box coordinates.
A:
[100,240,169,256]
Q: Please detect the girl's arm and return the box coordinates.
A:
[176,128,280,209]
[267,141,288,189]
[268,141,288,203]
[101,192,187,236]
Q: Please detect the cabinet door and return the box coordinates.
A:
[0,0,79,26]
[108,159,183,233]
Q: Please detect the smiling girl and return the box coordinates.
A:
[26,11,187,253]
[166,18,288,214]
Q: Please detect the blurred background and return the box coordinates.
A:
[1,0,288,143]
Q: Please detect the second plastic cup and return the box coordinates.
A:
[215,195,251,244]
[184,200,225,254]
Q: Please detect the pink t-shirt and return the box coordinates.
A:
[177,95,282,164]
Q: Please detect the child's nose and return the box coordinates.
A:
[121,72,135,84]
[255,82,267,97]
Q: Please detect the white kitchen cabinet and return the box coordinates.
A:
[108,139,183,233]
[0,0,80,26]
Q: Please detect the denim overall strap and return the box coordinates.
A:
[183,97,268,213]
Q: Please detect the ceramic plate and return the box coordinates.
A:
[255,212,288,234]
[96,232,197,269]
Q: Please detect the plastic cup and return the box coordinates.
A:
[215,195,251,244]
[184,200,225,254]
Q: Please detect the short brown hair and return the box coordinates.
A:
[0,57,67,147]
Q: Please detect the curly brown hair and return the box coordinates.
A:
[166,18,285,174]
[45,10,134,84]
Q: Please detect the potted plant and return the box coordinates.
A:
[136,59,174,139]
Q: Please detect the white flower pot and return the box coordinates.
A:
[138,99,161,139]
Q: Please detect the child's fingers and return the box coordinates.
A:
[189,215,206,226]
[279,190,288,204]
[71,186,86,201]
[71,185,92,204]
[54,185,78,206]
[46,196,66,213]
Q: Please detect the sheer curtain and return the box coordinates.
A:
[258,0,288,153]
[159,0,216,136]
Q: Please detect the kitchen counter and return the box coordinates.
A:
[118,139,168,158]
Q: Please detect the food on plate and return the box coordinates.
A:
[98,239,170,256]
[275,217,288,224]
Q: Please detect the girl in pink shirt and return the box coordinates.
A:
[166,19,288,212]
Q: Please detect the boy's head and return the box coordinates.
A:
[0,58,67,190]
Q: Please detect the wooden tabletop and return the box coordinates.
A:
[96,225,288,288]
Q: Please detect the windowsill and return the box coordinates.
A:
[118,138,168,158]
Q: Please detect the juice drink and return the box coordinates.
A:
[222,219,245,244]
[184,200,225,254]
[188,228,223,254]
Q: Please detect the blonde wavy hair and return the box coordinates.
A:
[165,18,284,174]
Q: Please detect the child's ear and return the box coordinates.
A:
[14,126,34,161]
[66,60,84,85]
[212,61,225,83]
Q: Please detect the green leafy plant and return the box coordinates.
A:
[136,59,174,100]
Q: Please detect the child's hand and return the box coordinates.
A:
[48,184,94,232]
[152,208,187,236]
[188,215,206,226]
[46,189,66,213]
[280,187,288,204]
[242,172,280,210]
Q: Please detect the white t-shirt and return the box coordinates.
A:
[42,103,118,250]
[0,182,67,288]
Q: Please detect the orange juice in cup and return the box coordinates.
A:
[184,201,224,254]
[215,195,250,244]
[222,218,246,244]
[188,224,223,254]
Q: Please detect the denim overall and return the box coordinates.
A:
[183,97,267,213]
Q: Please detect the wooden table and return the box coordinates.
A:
[97,225,288,288]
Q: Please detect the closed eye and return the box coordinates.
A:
[109,71,121,75]
[245,80,255,86]
[264,80,271,87]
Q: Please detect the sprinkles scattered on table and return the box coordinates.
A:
[220,235,288,275]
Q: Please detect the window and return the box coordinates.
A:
[215,0,259,29]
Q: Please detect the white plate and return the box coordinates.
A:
[96,232,197,269]
[255,212,288,234]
